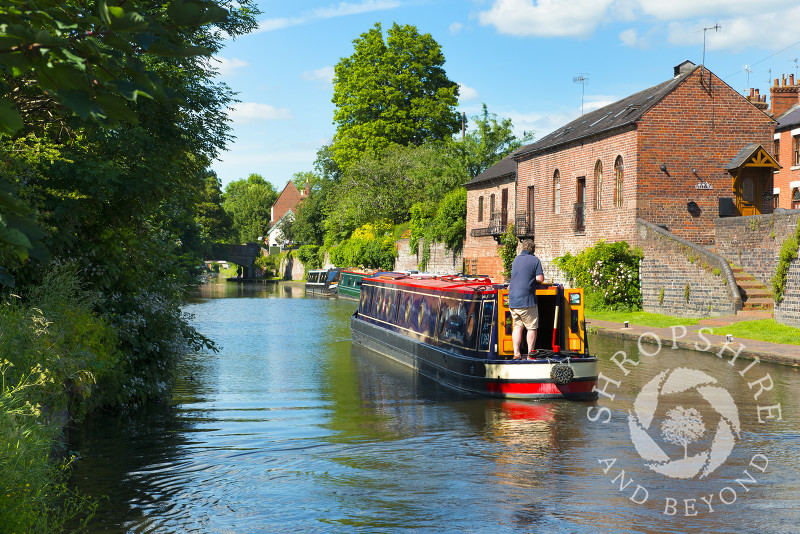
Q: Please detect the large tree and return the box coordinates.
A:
[330,22,460,170]
[222,173,277,243]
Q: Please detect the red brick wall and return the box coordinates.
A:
[463,179,515,280]
[515,127,639,270]
[271,182,302,225]
[636,69,775,245]
[773,129,800,209]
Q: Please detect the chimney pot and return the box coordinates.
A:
[750,88,755,97]
[791,74,796,86]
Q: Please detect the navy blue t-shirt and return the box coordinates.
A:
[508,250,544,308]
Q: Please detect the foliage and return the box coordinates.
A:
[296,245,323,271]
[330,22,460,170]
[0,180,49,286]
[222,174,278,243]
[554,240,643,311]
[195,170,234,243]
[328,222,397,270]
[0,361,98,532]
[430,188,467,253]
[409,202,435,255]
[498,224,518,279]
[771,219,800,303]
[254,253,280,278]
[449,104,534,179]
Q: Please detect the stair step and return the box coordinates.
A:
[742,298,775,310]
[737,279,767,289]
[736,310,774,319]
[743,290,773,299]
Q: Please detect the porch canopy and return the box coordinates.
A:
[725,144,780,216]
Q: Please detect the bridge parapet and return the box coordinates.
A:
[208,242,263,278]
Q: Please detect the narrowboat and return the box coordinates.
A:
[305,268,341,296]
[337,270,376,300]
[350,273,598,400]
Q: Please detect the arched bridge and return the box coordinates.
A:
[207,242,263,278]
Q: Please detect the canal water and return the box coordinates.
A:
[69,281,800,533]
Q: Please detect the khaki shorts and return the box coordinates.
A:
[510,306,539,330]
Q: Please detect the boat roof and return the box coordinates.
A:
[365,274,499,295]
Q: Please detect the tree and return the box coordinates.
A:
[195,170,233,242]
[330,22,460,170]
[0,0,259,286]
[223,174,277,243]
[450,104,534,179]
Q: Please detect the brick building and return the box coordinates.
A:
[464,62,777,280]
[770,75,800,209]
[266,180,308,247]
[463,152,519,278]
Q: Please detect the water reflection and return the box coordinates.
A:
[68,282,800,533]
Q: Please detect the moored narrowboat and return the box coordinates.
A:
[338,270,376,300]
[305,268,341,296]
[350,273,598,400]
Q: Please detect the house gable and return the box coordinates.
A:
[271,181,303,226]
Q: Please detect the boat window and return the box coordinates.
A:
[466,310,476,341]
[403,296,412,325]
[417,299,427,331]
[360,286,370,313]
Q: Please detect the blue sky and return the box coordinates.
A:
[211,0,800,190]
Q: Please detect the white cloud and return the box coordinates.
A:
[636,0,796,20]
[666,7,800,52]
[450,22,464,34]
[478,0,615,38]
[458,83,479,101]
[212,56,249,77]
[619,28,644,48]
[302,66,336,86]
[228,103,293,123]
[255,0,401,33]
[504,109,579,138]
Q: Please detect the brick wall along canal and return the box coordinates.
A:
[68,281,800,533]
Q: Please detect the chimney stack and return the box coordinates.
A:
[770,74,800,117]
[747,87,769,111]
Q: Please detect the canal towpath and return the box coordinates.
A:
[586,318,800,367]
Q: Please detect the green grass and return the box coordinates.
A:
[709,319,800,346]
[585,309,700,328]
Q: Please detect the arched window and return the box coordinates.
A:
[594,160,603,210]
[477,196,484,222]
[793,187,800,209]
[614,156,624,208]
[490,194,496,221]
[553,170,561,214]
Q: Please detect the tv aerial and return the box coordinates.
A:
[573,74,589,115]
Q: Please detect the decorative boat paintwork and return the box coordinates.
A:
[350,273,598,400]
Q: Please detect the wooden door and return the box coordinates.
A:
[735,168,763,216]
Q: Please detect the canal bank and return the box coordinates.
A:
[587,318,800,367]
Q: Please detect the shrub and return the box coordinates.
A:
[553,240,643,311]
[328,222,397,270]
[296,245,323,271]
[498,224,517,279]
